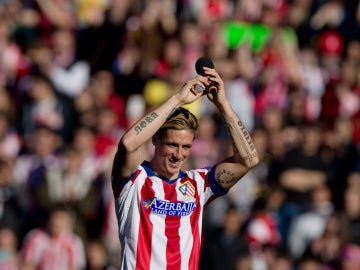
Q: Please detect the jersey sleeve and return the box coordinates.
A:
[206,165,229,197]
[189,165,228,206]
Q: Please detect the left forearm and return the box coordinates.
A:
[219,102,258,169]
[213,102,259,189]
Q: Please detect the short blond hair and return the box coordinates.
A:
[156,107,198,139]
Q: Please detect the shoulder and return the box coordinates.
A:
[112,161,147,184]
[23,229,48,245]
[185,166,212,177]
[186,165,228,196]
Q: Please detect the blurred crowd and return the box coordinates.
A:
[0,0,359,269]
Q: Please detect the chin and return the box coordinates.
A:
[164,167,181,179]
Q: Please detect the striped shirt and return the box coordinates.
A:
[112,161,228,270]
[21,229,86,270]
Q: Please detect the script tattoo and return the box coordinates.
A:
[238,120,255,151]
[134,112,158,135]
[226,117,257,167]
[216,169,236,186]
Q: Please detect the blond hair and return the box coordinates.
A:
[156,107,198,139]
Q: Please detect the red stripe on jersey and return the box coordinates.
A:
[135,178,155,270]
[131,169,141,185]
[163,181,181,270]
[187,177,201,269]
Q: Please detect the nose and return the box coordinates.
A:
[173,147,184,159]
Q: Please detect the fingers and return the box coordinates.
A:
[186,70,224,100]
[190,84,204,95]
[195,84,205,92]
[190,85,206,97]
[203,67,222,85]
[189,76,208,95]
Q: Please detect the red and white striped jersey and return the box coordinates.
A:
[21,229,86,270]
[112,161,228,270]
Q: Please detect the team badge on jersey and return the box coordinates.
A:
[178,181,195,198]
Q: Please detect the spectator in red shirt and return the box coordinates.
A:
[21,204,86,270]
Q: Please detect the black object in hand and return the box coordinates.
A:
[195,57,217,96]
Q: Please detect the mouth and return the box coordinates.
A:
[169,159,181,168]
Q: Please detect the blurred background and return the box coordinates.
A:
[0,0,359,269]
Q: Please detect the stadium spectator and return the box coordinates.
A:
[20,203,86,270]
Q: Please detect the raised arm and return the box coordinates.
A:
[111,75,209,181]
[202,67,259,189]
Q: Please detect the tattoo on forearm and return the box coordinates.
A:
[226,117,257,165]
[238,120,255,151]
[134,112,158,135]
[216,169,236,186]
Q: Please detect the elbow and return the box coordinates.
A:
[250,153,260,168]
[230,151,260,172]
[242,152,260,171]
[119,134,137,153]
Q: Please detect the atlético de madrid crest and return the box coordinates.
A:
[178,181,195,198]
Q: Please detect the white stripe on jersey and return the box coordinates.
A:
[149,175,167,270]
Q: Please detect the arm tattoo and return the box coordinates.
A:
[134,112,158,135]
[227,117,256,165]
[238,120,255,151]
[216,169,236,186]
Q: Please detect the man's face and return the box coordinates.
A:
[153,129,194,179]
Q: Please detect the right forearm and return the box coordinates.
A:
[121,95,182,152]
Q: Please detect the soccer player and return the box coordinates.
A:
[111,65,259,269]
